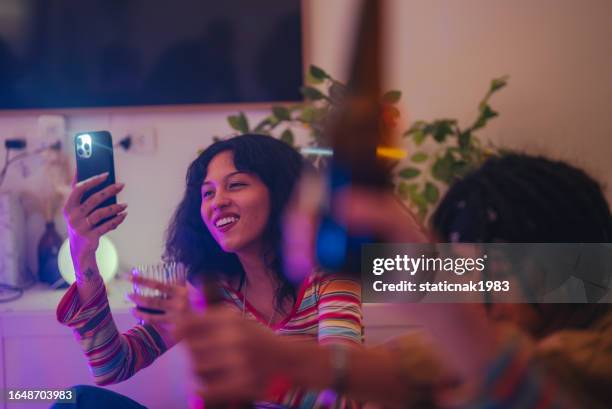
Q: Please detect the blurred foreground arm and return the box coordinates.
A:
[175,307,450,408]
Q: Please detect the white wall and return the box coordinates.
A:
[0,109,271,273]
[1,0,611,274]
[386,0,612,191]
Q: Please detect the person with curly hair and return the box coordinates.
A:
[55,134,363,409]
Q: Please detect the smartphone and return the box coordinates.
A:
[74,131,117,227]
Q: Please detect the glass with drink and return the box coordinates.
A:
[131,261,186,314]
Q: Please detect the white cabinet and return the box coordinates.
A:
[0,282,190,409]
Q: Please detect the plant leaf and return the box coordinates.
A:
[404,121,427,143]
[239,112,250,132]
[412,130,426,145]
[401,182,424,205]
[300,86,326,101]
[458,132,471,149]
[411,152,428,163]
[280,129,295,146]
[306,74,323,85]
[272,106,291,121]
[424,182,439,203]
[399,167,421,179]
[404,120,426,135]
[490,76,509,93]
[451,160,470,178]
[382,90,402,104]
[397,182,411,200]
[472,105,498,130]
[309,65,329,81]
[228,112,249,133]
[300,106,316,123]
[409,189,428,219]
[482,105,498,120]
[253,118,271,133]
[432,120,455,142]
[227,116,240,132]
[306,69,324,85]
[431,154,454,184]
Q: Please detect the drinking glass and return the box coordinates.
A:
[131,261,186,314]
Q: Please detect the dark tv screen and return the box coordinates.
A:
[0,0,303,109]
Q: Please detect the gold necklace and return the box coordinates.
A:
[241,284,277,327]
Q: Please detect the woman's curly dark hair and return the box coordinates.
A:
[164,134,305,311]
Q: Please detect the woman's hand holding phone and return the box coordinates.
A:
[63,172,127,269]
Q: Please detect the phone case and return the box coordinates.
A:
[75,131,117,227]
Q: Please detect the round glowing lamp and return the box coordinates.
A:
[58,237,119,284]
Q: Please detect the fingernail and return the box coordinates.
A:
[116,183,125,189]
[99,172,109,178]
[119,203,128,209]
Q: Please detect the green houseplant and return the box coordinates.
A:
[221,65,508,220]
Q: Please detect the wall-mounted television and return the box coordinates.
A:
[0,0,303,110]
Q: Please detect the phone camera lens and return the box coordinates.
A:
[77,148,84,156]
[83,143,90,150]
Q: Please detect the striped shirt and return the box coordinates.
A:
[57,272,363,408]
[470,312,612,409]
[469,342,580,409]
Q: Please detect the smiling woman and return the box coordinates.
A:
[55,134,363,409]
[201,152,271,252]
[165,134,305,314]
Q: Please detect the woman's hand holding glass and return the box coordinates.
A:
[127,263,193,346]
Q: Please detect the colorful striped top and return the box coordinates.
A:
[470,311,612,409]
[57,272,363,409]
[469,341,580,409]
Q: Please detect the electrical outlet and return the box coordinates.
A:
[113,127,157,154]
[4,139,27,150]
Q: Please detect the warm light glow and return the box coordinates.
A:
[376,146,407,160]
[299,146,407,160]
[58,236,119,284]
